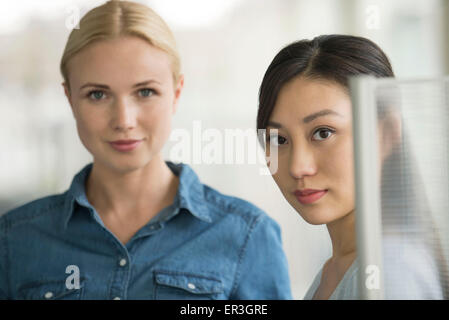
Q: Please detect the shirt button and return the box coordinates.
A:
[113,297,121,300]
[44,291,54,299]
[119,258,127,267]
[187,283,196,290]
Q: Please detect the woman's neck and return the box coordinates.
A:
[326,210,357,260]
[85,155,179,219]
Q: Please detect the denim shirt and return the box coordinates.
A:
[0,162,292,300]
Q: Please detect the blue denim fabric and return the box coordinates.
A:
[0,162,292,300]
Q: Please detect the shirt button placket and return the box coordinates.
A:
[112,257,129,300]
[187,283,196,291]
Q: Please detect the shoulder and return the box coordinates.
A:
[0,193,66,231]
[170,161,280,232]
[201,184,280,231]
[303,267,323,300]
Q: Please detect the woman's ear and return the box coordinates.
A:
[172,74,184,115]
[62,82,70,100]
[378,111,402,164]
[62,82,76,118]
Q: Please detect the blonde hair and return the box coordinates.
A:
[60,0,180,90]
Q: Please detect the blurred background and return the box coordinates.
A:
[0,0,448,299]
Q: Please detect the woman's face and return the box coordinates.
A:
[64,36,183,173]
[266,77,355,225]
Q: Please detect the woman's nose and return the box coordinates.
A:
[111,98,137,131]
[288,143,317,179]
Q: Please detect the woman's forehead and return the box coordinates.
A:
[67,36,172,88]
[271,77,352,122]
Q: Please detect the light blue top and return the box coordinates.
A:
[0,161,292,300]
[304,237,444,300]
[303,259,359,300]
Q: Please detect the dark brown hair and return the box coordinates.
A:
[257,34,394,131]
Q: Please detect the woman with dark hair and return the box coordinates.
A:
[257,34,446,299]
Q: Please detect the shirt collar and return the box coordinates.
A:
[166,161,212,223]
[62,161,212,230]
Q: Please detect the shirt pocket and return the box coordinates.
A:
[17,278,85,300]
[154,270,224,300]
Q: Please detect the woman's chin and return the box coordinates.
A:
[94,155,149,172]
[295,208,336,225]
[301,214,330,225]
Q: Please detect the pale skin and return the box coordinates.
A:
[63,36,184,245]
[266,76,399,299]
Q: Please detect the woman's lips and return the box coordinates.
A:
[109,140,142,152]
[293,189,328,205]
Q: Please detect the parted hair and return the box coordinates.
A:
[60,0,181,91]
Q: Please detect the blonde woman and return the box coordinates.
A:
[0,0,291,300]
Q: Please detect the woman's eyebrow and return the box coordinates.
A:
[267,121,282,128]
[302,109,343,123]
[267,109,343,128]
[79,79,161,90]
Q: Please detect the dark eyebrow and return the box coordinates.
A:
[303,109,342,123]
[79,79,161,91]
[267,109,343,128]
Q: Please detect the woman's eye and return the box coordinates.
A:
[268,134,287,147]
[312,128,335,141]
[88,90,105,100]
[138,88,155,97]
